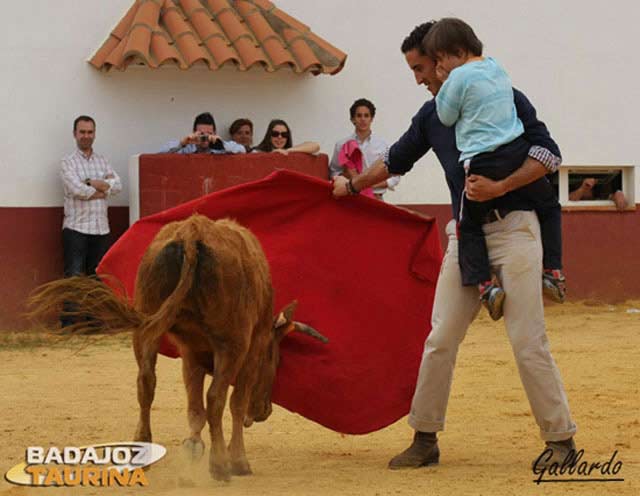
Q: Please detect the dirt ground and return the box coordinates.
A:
[1,302,638,496]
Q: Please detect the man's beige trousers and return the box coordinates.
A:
[409,211,576,441]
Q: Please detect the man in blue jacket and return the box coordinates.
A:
[333,21,576,470]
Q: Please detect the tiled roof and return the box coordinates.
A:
[89,0,347,75]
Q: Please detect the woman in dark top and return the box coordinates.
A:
[253,119,319,155]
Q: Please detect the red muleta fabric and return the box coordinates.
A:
[98,170,442,434]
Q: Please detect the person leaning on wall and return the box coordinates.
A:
[60,115,122,327]
[159,112,246,154]
[569,174,628,211]
[252,119,320,155]
[229,118,254,152]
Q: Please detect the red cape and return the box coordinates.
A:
[98,170,442,434]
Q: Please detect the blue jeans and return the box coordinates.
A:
[61,228,110,327]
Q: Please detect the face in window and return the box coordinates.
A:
[569,173,624,203]
[270,125,290,150]
[232,125,253,148]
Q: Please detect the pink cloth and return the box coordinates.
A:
[338,140,375,198]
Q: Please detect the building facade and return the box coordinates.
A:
[1,0,638,328]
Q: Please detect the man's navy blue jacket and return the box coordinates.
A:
[387,89,561,219]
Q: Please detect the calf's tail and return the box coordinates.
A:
[28,229,213,343]
[27,275,143,335]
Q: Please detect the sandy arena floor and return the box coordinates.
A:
[1,302,638,496]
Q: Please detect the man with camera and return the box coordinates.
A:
[160,112,246,154]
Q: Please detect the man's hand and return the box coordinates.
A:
[89,179,110,192]
[465,174,507,201]
[569,177,596,201]
[89,191,107,200]
[180,133,199,146]
[436,66,449,82]
[332,176,349,197]
[611,190,627,211]
[181,133,218,146]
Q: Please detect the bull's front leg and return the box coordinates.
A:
[133,334,159,442]
[228,369,256,475]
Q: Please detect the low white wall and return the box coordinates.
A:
[1,0,638,207]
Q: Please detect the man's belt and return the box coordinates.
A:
[482,207,512,224]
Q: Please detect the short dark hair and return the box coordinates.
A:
[229,118,253,135]
[193,112,216,132]
[423,18,483,59]
[73,115,95,132]
[349,98,376,119]
[254,119,293,152]
[401,22,436,54]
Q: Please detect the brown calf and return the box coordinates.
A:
[29,214,327,481]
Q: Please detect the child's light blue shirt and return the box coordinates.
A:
[435,57,524,162]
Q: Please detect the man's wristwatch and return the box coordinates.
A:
[347,179,360,195]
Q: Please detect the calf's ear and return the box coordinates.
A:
[273,301,328,343]
[273,300,298,339]
[281,300,298,321]
[274,300,298,328]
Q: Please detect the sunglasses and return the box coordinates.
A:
[271,131,290,139]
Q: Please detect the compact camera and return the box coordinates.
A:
[199,134,210,142]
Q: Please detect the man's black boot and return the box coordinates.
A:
[532,437,577,471]
[388,431,439,470]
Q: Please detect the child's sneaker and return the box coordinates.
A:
[543,269,566,303]
[479,283,506,321]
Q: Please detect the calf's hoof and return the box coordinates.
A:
[209,461,231,482]
[133,429,151,443]
[182,438,205,461]
[231,458,253,476]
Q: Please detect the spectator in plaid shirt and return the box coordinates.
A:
[60,115,121,326]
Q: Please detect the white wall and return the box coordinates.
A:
[1,0,638,207]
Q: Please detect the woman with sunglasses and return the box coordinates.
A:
[253,119,320,155]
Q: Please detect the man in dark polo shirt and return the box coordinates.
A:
[333,21,576,470]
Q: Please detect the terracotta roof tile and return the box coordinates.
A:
[105,39,128,68]
[90,36,121,68]
[269,7,309,34]
[113,3,140,40]
[202,36,236,67]
[236,0,292,69]
[89,0,346,75]
[150,32,182,67]
[133,0,161,28]
[282,28,321,73]
[251,0,274,11]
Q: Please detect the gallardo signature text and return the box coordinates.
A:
[532,449,623,484]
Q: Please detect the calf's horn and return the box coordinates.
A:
[294,322,329,343]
